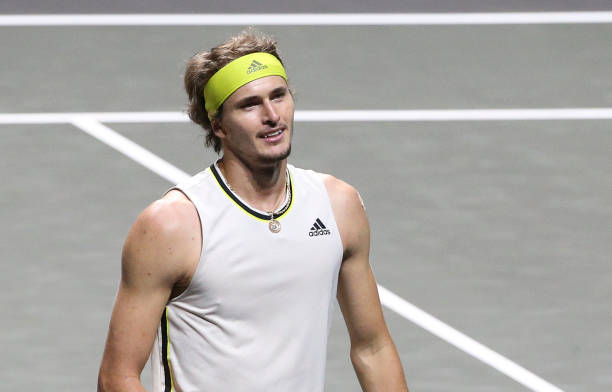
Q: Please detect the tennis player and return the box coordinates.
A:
[98,30,409,392]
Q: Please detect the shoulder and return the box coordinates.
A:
[133,190,198,241]
[318,173,365,216]
[122,190,201,284]
[317,173,369,256]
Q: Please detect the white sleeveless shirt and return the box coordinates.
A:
[151,164,344,392]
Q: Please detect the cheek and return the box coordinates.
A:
[229,111,259,129]
[224,121,257,148]
[223,116,250,136]
[282,103,295,123]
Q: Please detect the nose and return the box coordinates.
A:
[261,99,280,125]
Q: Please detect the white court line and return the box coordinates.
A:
[70,116,190,183]
[3,109,612,124]
[297,109,612,121]
[68,115,564,392]
[0,112,188,124]
[1,12,612,26]
[378,287,563,392]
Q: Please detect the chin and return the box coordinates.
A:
[259,144,292,164]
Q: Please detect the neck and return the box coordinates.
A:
[217,156,288,213]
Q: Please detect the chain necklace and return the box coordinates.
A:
[215,162,290,233]
[268,176,291,233]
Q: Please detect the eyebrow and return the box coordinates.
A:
[235,86,288,107]
[236,95,261,107]
[270,86,287,96]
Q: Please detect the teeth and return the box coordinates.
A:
[264,130,282,138]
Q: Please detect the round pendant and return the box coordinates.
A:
[269,219,281,233]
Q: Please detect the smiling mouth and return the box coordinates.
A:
[260,127,285,139]
[263,129,283,138]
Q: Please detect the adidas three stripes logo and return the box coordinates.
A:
[247,60,268,74]
[309,218,331,237]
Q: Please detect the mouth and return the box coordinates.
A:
[259,126,286,140]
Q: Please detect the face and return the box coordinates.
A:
[213,75,295,167]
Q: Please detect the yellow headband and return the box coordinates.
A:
[203,52,287,117]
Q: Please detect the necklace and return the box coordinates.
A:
[268,178,290,233]
[216,162,291,233]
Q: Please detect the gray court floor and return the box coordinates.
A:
[1,4,612,392]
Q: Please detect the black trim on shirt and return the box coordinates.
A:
[210,164,293,221]
[161,308,172,392]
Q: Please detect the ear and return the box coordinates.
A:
[211,117,227,140]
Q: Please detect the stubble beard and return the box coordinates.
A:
[259,143,291,164]
[258,120,293,165]
[223,120,294,167]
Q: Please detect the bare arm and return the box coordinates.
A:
[98,191,201,391]
[323,175,409,392]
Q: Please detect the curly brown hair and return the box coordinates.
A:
[184,29,286,154]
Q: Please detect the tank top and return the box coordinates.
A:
[150,163,344,392]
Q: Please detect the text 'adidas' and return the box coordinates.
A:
[247,60,268,74]
[309,218,331,237]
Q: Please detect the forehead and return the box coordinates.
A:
[225,75,288,103]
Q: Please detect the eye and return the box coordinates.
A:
[272,90,285,101]
[240,100,259,109]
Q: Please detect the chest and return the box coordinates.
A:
[187,199,343,317]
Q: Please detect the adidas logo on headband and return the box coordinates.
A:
[247,60,268,74]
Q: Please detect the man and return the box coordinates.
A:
[98,30,409,392]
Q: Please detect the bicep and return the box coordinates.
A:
[326,178,390,348]
[100,258,174,383]
[337,249,390,349]
[99,203,193,380]
[100,277,172,378]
